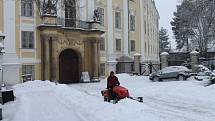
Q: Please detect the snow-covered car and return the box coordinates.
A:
[193,65,215,81]
[195,65,215,76]
[149,66,191,82]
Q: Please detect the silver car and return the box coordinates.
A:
[149,66,191,82]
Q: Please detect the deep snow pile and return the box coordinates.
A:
[2,74,215,121]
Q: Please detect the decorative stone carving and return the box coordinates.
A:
[43,0,57,15]
[57,39,84,47]
[96,0,106,7]
[93,8,100,22]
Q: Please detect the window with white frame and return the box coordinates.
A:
[130,40,136,52]
[130,15,135,31]
[100,63,105,76]
[116,39,121,51]
[97,7,104,26]
[21,0,34,17]
[21,31,34,49]
[100,37,105,51]
[115,12,121,29]
[22,65,35,80]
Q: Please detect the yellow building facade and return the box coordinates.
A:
[0,0,159,84]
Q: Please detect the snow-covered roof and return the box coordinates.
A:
[134,53,141,56]
[190,50,199,54]
[160,52,169,55]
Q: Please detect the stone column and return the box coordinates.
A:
[51,37,58,81]
[2,0,20,85]
[160,52,169,69]
[107,0,116,72]
[93,41,99,80]
[44,37,51,80]
[134,53,141,75]
[190,51,199,71]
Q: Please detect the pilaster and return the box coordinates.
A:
[123,0,129,56]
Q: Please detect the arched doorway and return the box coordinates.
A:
[59,49,80,84]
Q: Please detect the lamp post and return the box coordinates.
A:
[0,32,5,90]
[0,31,5,120]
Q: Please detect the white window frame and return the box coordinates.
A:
[21,31,35,49]
[21,0,34,17]
[130,40,136,52]
[130,15,135,31]
[115,11,121,29]
[22,65,35,80]
[116,38,121,51]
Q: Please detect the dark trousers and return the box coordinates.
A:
[109,89,117,100]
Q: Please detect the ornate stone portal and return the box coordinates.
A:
[39,26,103,83]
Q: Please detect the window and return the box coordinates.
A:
[21,0,34,17]
[130,15,135,31]
[130,40,135,52]
[65,0,76,27]
[22,65,35,80]
[21,31,34,49]
[115,12,121,29]
[116,39,121,51]
[100,38,105,51]
[144,20,147,34]
[100,63,105,76]
[98,7,104,26]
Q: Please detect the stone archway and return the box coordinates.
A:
[59,49,80,84]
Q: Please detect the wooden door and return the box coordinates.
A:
[59,49,79,84]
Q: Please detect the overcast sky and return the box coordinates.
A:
[154,0,180,49]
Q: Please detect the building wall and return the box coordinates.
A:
[96,0,160,76]
[2,0,160,81]
[0,0,3,32]
[142,0,159,63]
[15,1,41,81]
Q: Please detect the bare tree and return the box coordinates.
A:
[171,0,215,56]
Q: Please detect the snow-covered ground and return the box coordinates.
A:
[2,74,215,121]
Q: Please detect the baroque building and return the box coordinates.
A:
[0,0,159,84]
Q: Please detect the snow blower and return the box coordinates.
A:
[101,86,143,103]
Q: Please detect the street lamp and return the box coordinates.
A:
[0,31,5,120]
[0,32,5,53]
[0,32,5,89]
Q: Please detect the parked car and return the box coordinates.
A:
[193,65,215,81]
[149,66,191,82]
[195,65,215,76]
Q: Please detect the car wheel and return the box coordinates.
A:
[153,76,160,82]
[178,75,185,81]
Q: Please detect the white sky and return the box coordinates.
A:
[154,0,180,49]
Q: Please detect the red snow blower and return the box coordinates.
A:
[101,86,143,103]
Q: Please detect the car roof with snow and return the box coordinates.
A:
[163,66,189,71]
